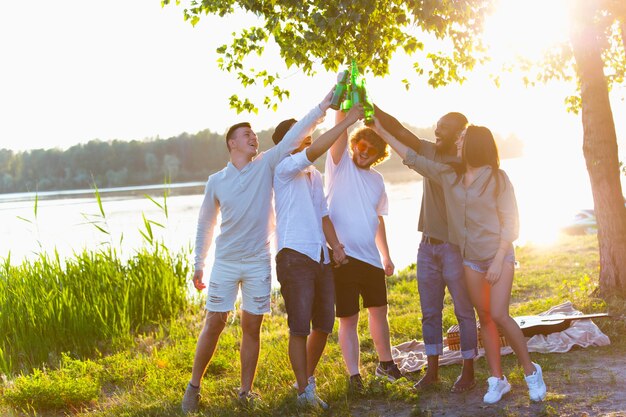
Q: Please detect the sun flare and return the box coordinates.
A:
[483,0,571,62]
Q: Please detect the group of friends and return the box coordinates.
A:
[180,84,548,414]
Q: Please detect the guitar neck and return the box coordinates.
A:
[532,313,609,322]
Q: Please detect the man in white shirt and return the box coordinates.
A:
[325,110,402,392]
[181,91,333,414]
[272,104,363,409]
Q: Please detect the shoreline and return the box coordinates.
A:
[0,170,422,203]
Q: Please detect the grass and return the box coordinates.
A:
[0,245,191,376]
[0,234,624,416]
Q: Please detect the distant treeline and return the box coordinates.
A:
[0,124,523,194]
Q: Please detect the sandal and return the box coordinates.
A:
[413,376,440,390]
[450,376,477,393]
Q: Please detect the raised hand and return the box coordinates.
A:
[345,103,364,123]
[319,88,334,112]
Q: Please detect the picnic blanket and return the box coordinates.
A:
[392,301,611,374]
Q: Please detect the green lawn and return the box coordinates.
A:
[1,234,623,416]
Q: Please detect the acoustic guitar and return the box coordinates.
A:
[446,313,609,351]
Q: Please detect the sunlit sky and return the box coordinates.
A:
[1,0,624,155]
[1,0,625,247]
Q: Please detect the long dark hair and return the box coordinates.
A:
[451,125,504,197]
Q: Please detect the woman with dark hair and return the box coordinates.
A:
[372,120,547,405]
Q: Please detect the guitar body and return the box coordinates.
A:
[446,313,608,350]
[515,314,608,337]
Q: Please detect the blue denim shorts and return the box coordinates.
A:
[463,248,516,273]
[276,248,335,336]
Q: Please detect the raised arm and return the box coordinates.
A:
[306,104,364,162]
[267,90,332,167]
[374,116,450,184]
[329,108,349,165]
[371,117,410,160]
[374,104,422,152]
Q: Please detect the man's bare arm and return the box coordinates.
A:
[371,117,410,160]
[374,104,422,152]
[306,104,363,162]
[329,108,349,165]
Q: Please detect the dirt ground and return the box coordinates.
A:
[345,347,626,417]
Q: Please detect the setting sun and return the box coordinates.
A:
[483,0,571,62]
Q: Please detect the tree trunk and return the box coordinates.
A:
[570,1,626,299]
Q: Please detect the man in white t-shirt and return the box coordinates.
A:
[272,104,363,409]
[325,110,403,392]
[181,91,333,414]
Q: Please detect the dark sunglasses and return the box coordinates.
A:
[355,141,379,157]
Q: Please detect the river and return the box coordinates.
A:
[0,156,604,275]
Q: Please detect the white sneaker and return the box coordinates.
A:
[525,362,547,401]
[296,382,328,410]
[293,375,316,390]
[483,376,511,404]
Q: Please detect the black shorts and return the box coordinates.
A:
[333,256,388,317]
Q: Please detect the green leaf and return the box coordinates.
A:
[93,224,110,235]
[16,216,32,224]
[144,194,163,211]
[139,230,152,245]
[92,183,105,218]
[148,220,165,229]
[141,213,153,241]
[162,187,169,219]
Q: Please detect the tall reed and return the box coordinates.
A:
[0,245,190,375]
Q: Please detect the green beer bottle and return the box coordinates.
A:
[361,77,375,125]
[330,70,349,110]
[349,60,361,106]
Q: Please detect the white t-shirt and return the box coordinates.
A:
[325,146,388,268]
[274,150,330,264]
[193,105,325,271]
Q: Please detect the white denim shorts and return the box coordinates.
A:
[206,258,272,315]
